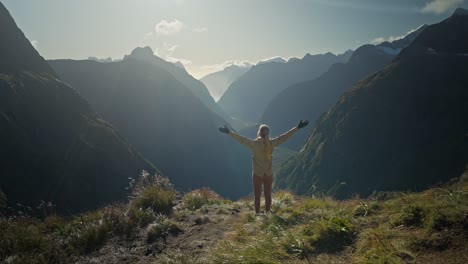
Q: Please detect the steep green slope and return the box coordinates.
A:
[261,26,426,150]
[0,2,156,212]
[276,10,468,197]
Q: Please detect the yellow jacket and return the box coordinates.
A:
[229,127,298,176]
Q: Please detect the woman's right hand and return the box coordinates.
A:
[218,125,230,134]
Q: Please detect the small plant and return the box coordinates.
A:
[128,170,174,198]
[129,171,175,215]
[128,207,157,227]
[131,186,175,214]
[102,205,135,237]
[271,190,294,212]
[71,221,110,254]
[354,202,380,217]
[393,205,425,227]
[182,188,220,211]
[241,212,256,223]
[146,215,182,244]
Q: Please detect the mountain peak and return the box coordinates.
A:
[406,10,468,55]
[453,7,468,16]
[125,46,155,60]
[0,2,56,75]
[173,61,185,69]
[256,57,286,65]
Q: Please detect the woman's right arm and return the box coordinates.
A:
[228,131,255,149]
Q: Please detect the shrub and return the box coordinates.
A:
[131,186,175,214]
[427,211,452,230]
[70,221,110,254]
[102,205,135,237]
[129,171,175,215]
[0,218,50,258]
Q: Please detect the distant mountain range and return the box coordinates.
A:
[276,9,468,197]
[218,50,353,123]
[0,2,156,212]
[261,25,427,150]
[49,50,252,199]
[200,64,251,101]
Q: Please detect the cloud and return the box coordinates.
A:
[30,40,38,48]
[165,43,179,53]
[154,42,192,66]
[155,19,184,35]
[371,26,423,44]
[193,27,208,33]
[165,57,192,66]
[143,31,153,40]
[371,37,386,44]
[200,55,293,75]
[421,0,464,14]
[200,60,253,74]
[155,42,179,57]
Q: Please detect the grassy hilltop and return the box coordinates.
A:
[1,170,467,264]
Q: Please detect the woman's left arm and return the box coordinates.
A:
[271,120,309,147]
[271,126,298,147]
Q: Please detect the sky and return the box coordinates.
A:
[3,0,468,78]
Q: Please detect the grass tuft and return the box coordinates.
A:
[182,188,221,211]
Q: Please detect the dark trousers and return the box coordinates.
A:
[252,174,273,213]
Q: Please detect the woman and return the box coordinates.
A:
[219,120,308,214]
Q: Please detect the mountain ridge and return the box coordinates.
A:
[275,11,468,197]
[0,2,156,212]
[218,50,352,123]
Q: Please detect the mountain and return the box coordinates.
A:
[261,26,426,150]
[0,2,156,212]
[257,57,287,65]
[88,56,114,63]
[122,47,227,120]
[48,57,251,199]
[218,50,353,123]
[200,64,251,101]
[276,10,468,197]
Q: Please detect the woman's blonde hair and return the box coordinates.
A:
[257,124,272,156]
[257,124,270,138]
